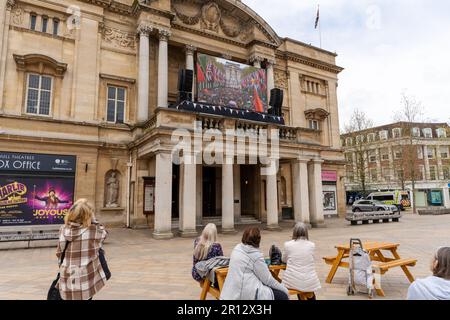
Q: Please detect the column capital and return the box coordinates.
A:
[137,23,152,36]
[296,157,311,164]
[6,0,16,10]
[249,54,265,64]
[266,59,276,67]
[185,44,197,54]
[158,29,172,41]
[311,158,324,165]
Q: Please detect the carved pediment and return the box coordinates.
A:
[171,0,281,47]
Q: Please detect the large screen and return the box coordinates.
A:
[196,53,268,112]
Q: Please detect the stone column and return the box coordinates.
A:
[222,163,236,233]
[233,164,241,223]
[423,145,430,180]
[250,56,263,68]
[0,0,14,113]
[266,60,275,99]
[266,159,280,230]
[153,153,174,239]
[292,159,311,226]
[185,45,196,98]
[308,159,325,227]
[179,154,197,237]
[443,186,450,209]
[137,24,152,122]
[157,30,170,108]
[436,145,444,180]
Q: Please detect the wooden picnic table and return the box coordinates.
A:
[200,264,314,300]
[323,241,417,297]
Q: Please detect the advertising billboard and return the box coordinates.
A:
[196,53,268,112]
[0,176,75,227]
[0,151,77,227]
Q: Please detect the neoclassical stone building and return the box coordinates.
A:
[0,0,345,239]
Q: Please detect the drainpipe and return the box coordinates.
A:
[126,153,133,228]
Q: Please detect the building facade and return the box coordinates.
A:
[0,0,345,238]
[342,122,450,209]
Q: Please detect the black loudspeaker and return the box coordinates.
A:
[177,69,194,102]
[269,88,283,117]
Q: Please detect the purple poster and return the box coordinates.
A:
[0,176,74,227]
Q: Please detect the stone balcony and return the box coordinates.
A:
[137,107,324,149]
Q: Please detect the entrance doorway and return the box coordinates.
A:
[240,165,260,219]
[203,166,220,217]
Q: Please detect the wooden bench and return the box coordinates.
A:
[288,289,316,300]
[373,258,417,282]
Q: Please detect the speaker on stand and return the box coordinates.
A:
[177,69,194,103]
[269,88,284,117]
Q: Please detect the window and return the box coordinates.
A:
[346,137,353,146]
[30,14,37,31]
[356,135,364,144]
[26,74,52,116]
[440,146,449,159]
[367,133,376,143]
[395,169,405,180]
[380,148,389,161]
[309,119,319,130]
[392,128,402,139]
[369,150,377,163]
[437,128,447,138]
[52,19,60,36]
[429,166,437,181]
[412,127,421,137]
[345,153,353,163]
[427,147,436,159]
[379,130,388,140]
[370,169,378,182]
[382,167,392,182]
[107,86,126,123]
[394,148,403,159]
[444,167,450,180]
[423,128,433,138]
[41,16,48,33]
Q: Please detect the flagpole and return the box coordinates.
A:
[318,4,322,49]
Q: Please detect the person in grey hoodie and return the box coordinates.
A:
[220,227,289,300]
[407,247,450,300]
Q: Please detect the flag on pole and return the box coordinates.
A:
[315,5,320,29]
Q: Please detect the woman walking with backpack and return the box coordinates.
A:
[54,199,109,300]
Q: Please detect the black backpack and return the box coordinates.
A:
[269,245,283,265]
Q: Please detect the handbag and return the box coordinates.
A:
[99,248,111,280]
[47,242,69,300]
[269,245,283,266]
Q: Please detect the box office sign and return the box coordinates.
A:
[322,171,338,182]
[0,151,76,173]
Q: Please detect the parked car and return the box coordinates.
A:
[352,200,399,213]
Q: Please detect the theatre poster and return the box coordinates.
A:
[0,151,76,227]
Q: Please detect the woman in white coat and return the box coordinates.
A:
[220,227,289,300]
[282,223,321,300]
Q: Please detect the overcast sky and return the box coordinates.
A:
[243,0,450,129]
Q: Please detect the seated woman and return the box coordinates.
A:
[407,247,450,300]
[282,223,321,300]
[192,223,224,283]
[220,227,289,300]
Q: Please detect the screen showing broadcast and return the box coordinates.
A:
[196,53,268,113]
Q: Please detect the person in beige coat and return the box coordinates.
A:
[282,223,321,299]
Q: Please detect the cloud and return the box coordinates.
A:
[243,0,450,127]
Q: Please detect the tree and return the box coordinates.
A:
[393,93,425,214]
[344,109,374,195]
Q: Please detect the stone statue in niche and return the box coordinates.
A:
[105,171,120,208]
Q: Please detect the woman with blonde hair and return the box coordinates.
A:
[192,223,224,282]
[55,199,109,300]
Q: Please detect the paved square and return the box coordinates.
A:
[1,214,449,300]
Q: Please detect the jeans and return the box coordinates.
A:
[272,288,289,300]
